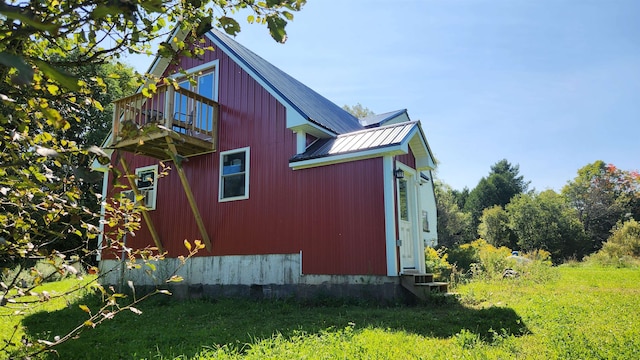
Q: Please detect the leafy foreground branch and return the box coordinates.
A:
[2,238,206,359]
[1,0,306,357]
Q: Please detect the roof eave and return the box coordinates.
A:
[289,144,406,170]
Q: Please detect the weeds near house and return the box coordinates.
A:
[427,240,556,287]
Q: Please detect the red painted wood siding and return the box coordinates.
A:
[395,151,416,169]
[103,37,388,275]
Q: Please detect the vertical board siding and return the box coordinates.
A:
[105,37,388,275]
[395,150,416,169]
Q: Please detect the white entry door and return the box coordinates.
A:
[397,175,416,272]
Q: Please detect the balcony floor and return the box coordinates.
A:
[111,127,215,160]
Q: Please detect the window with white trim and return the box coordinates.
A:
[122,165,158,210]
[219,147,250,201]
[173,62,219,134]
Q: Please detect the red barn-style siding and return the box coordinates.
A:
[104,39,389,276]
[395,151,416,169]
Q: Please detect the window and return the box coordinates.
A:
[172,62,219,134]
[398,178,409,221]
[122,165,158,210]
[219,147,250,201]
[422,210,430,232]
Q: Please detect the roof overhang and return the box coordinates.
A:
[289,143,407,170]
[290,122,436,171]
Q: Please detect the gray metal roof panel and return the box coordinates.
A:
[208,28,363,135]
[359,109,407,127]
[290,121,418,162]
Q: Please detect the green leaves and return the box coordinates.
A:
[219,16,241,36]
[0,52,34,85]
[267,15,287,43]
[0,0,306,356]
[166,275,183,283]
[34,61,81,91]
[0,6,60,32]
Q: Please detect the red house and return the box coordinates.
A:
[97,27,441,300]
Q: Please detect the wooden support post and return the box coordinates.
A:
[164,86,175,130]
[119,158,164,253]
[165,137,213,251]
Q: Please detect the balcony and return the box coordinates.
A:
[111,84,218,159]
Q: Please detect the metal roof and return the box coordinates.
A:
[290,121,419,162]
[207,28,363,135]
[359,109,407,127]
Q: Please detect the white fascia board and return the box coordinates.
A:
[288,118,333,138]
[289,145,406,170]
[407,124,436,171]
[415,121,437,169]
[290,124,423,170]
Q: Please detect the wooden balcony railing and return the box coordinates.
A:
[111,84,218,158]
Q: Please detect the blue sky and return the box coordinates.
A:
[128,0,640,192]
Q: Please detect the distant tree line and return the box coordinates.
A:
[435,159,640,263]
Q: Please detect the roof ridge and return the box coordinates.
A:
[207,28,363,135]
[337,120,418,138]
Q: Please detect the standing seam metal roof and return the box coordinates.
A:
[359,109,407,127]
[290,121,419,162]
[207,28,363,135]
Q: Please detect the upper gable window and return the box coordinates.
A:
[219,147,250,202]
[173,62,219,134]
[172,61,219,102]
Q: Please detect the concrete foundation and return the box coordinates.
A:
[99,254,408,302]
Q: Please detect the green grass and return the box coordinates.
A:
[0,276,96,357]
[5,266,640,359]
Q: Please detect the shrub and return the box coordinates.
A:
[584,219,640,268]
[475,240,513,277]
[424,247,452,280]
[447,243,480,272]
[602,219,640,257]
[444,240,555,283]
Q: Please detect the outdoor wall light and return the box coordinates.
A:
[394,169,405,179]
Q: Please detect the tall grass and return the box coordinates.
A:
[4,266,639,359]
[427,240,556,287]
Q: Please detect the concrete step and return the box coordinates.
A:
[403,273,434,284]
[400,273,448,299]
[414,281,448,293]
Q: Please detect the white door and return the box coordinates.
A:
[397,175,416,272]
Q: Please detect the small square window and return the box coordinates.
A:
[122,165,158,210]
[219,147,250,201]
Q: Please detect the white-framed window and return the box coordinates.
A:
[219,147,250,202]
[122,165,158,210]
[172,61,219,101]
[172,62,219,134]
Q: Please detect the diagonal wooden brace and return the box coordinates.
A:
[120,157,164,253]
[165,136,212,251]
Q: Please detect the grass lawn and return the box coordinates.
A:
[5,266,640,359]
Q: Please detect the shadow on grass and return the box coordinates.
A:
[22,292,529,359]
